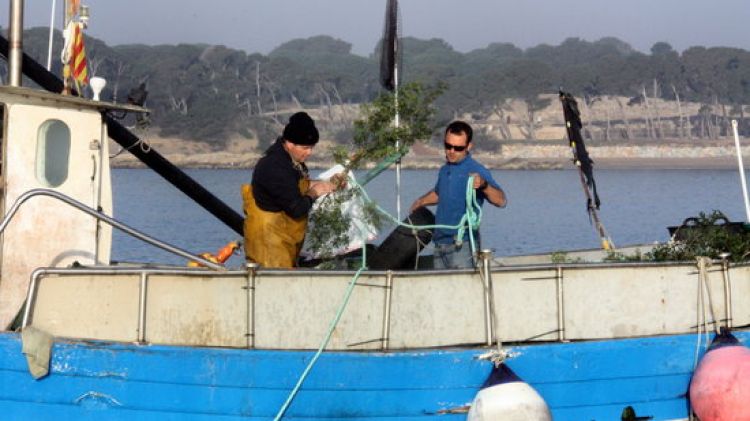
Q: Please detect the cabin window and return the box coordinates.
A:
[36,119,71,187]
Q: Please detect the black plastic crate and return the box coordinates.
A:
[668,214,749,241]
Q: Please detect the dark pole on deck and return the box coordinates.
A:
[0,34,245,235]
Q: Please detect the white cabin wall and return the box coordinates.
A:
[0,103,110,328]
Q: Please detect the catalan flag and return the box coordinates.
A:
[71,23,89,87]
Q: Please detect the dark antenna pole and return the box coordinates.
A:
[380,0,402,218]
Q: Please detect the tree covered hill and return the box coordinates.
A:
[8,28,750,148]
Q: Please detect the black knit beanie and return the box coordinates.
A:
[282,112,319,145]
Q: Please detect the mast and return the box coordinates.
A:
[393,36,401,220]
[379,0,402,218]
[8,0,24,87]
[62,0,74,93]
[46,0,56,70]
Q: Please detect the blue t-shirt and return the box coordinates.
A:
[433,154,500,245]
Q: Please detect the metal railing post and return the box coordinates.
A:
[21,269,44,328]
[137,272,149,343]
[719,253,733,329]
[479,249,495,346]
[381,270,393,350]
[245,263,259,348]
[556,266,566,342]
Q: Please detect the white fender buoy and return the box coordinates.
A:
[467,364,551,421]
[689,327,750,421]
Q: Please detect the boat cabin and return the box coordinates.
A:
[0,85,143,329]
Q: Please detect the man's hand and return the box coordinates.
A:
[307,180,336,198]
[409,199,422,213]
[469,172,487,190]
[329,172,348,190]
[468,173,506,207]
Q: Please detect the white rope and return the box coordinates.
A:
[476,348,514,368]
[405,214,431,270]
[109,136,151,158]
[693,257,713,369]
[60,21,74,65]
[689,257,712,421]
[700,259,719,335]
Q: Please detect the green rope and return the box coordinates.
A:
[274,176,481,419]
[273,243,367,420]
[353,175,483,255]
[356,150,405,187]
[455,176,483,253]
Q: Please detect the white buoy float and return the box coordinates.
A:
[467,364,551,421]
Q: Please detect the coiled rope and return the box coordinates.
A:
[354,175,483,255]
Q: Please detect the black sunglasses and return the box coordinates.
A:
[444,142,467,152]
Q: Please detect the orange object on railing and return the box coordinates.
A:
[215,241,240,263]
[188,241,240,267]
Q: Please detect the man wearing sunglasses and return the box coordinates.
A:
[410,121,506,269]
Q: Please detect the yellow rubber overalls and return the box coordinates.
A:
[242,177,310,268]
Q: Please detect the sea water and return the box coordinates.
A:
[111,168,750,267]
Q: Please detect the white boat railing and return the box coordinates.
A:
[20,257,748,351]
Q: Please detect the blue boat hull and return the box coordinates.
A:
[2,331,749,420]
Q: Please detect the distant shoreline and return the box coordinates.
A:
[111,156,742,171]
[109,135,747,171]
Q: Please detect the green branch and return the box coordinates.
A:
[307,81,446,260]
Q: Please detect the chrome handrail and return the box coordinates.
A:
[0,188,225,271]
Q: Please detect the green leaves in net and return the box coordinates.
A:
[344,81,446,169]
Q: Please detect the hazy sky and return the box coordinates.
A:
[9,0,750,56]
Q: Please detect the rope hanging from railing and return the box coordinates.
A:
[273,176,484,419]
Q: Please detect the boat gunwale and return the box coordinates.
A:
[41,257,748,276]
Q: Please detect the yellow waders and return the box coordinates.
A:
[242,178,310,268]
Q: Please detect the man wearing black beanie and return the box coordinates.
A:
[242,112,338,268]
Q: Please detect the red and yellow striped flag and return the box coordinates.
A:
[71,23,89,86]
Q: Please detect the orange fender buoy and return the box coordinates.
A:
[689,328,750,421]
